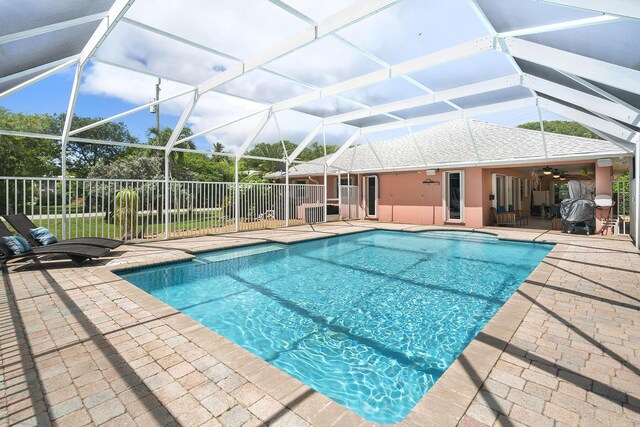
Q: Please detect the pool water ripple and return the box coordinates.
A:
[120,230,551,423]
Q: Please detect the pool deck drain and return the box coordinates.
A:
[1,221,639,426]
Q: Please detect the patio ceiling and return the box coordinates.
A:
[1,0,640,171]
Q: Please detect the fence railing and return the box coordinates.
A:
[612,179,630,235]
[0,177,325,241]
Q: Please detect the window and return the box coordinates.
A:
[336,176,357,194]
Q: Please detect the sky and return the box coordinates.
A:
[0,0,570,153]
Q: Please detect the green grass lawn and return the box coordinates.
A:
[26,212,231,240]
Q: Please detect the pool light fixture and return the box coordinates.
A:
[542,166,552,175]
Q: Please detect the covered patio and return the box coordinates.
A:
[1,1,640,426]
[1,223,639,426]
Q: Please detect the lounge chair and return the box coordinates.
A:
[0,221,110,265]
[490,207,516,227]
[3,214,123,249]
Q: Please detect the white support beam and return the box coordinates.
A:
[168,1,398,158]
[393,36,495,79]
[363,134,387,169]
[468,0,539,100]
[555,70,640,125]
[288,122,323,164]
[362,111,460,134]
[462,112,481,162]
[0,57,79,99]
[273,36,496,114]
[69,88,195,136]
[165,92,199,152]
[197,0,400,95]
[537,105,549,157]
[538,97,636,141]
[581,124,635,154]
[120,17,238,61]
[236,110,272,159]
[80,0,136,64]
[0,12,108,44]
[327,131,361,166]
[407,126,429,166]
[362,98,536,134]
[636,136,640,248]
[174,109,269,145]
[522,74,640,125]
[90,57,196,87]
[60,63,84,239]
[499,15,621,37]
[324,74,520,125]
[0,130,188,152]
[0,55,79,86]
[503,37,640,95]
[536,0,640,20]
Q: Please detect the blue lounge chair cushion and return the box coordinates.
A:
[2,236,31,254]
[497,206,506,214]
[30,227,58,246]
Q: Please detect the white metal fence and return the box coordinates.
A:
[1,177,325,241]
[612,180,630,235]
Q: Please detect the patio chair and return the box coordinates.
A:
[490,207,516,227]
[504,205,528,226]
[3,214,123,249]
[0,221,110,265]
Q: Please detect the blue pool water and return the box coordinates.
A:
[119,230,552,423]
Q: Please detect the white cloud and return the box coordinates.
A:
[75,0,536,153]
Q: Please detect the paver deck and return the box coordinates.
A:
[1,221,639,426]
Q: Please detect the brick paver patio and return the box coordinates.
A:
[1,222,638,426]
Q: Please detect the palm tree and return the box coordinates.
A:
[146,126,195,177]
[212,142,226,161]
[213,142,225,153]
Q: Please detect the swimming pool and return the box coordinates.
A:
[119,230,552,423]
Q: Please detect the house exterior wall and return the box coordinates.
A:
[376,171,444,224]
[300,160,615,228]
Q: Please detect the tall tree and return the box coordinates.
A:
[241,140,339,175]
[54,113,139,177]
[146,126,197,179]
[517,120,602,140]
[0,108,60,177]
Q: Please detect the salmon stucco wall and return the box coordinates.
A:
[376,172,444,224]
[374,169,485,226]
[463,168,484,227]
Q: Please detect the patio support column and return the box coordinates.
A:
[164,154,170,239]
[285,162,289,227]
[60,62,83,240]
[235,158,239,232]
[635,139,640,248]
[338,171,342,220]
[323,165,328,223]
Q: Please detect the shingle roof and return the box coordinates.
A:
[271,119,633,178]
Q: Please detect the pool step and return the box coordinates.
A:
[197,243,287,263]
[419,231,498,243]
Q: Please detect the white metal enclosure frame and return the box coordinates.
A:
[1,0,640,243]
